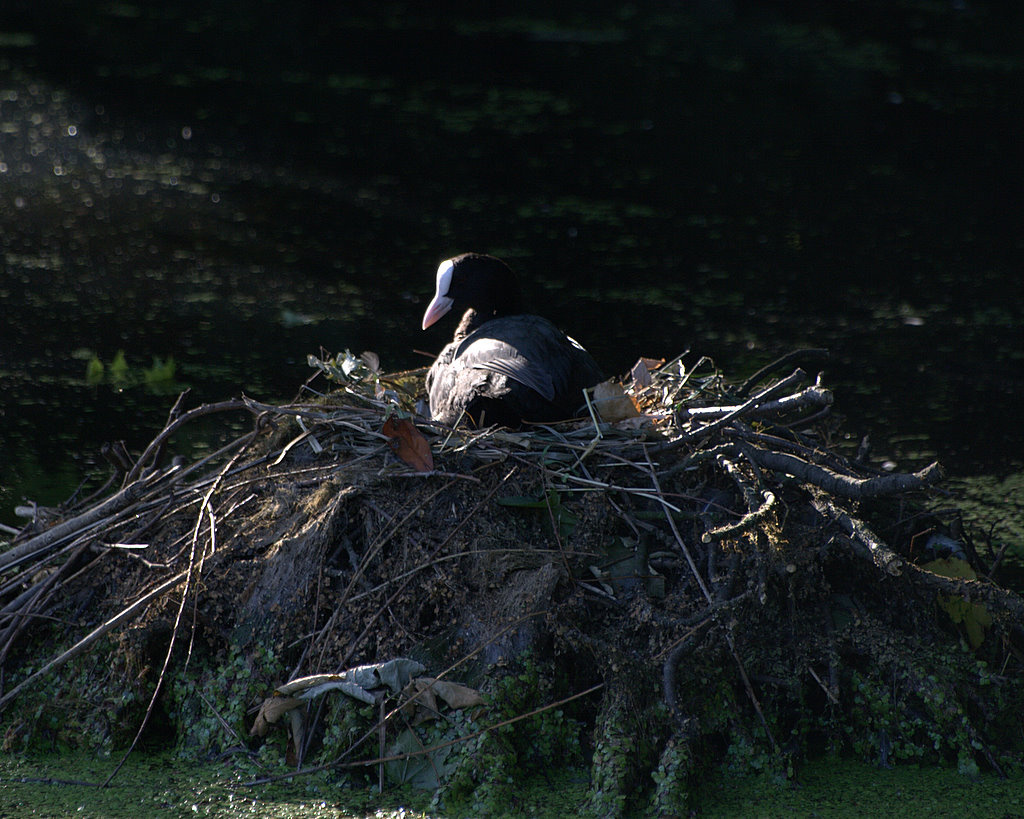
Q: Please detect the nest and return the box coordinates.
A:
[1,349,1021,812]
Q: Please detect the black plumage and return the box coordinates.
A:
[422,253,603,427]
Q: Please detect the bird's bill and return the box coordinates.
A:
[422,293,454,330]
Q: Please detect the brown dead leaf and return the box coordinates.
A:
[401,677,484,724]
[592,380,640,423]
[630,357,664,388]
[430,679,485,710]
[249,695,304,737]
[382,417,434,472]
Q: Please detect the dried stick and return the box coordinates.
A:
[704,489,777,543]
[105,431,257,786]
[654,369,809,453]
[685,384,833,421]
[813,497,904,576]
[0,543,89,665]
[725,424,875,479]
[0,570,188,712]
[0,479,155,573]
[645,447,776,749]
[124,398,252,484]
[818,499,1024,620]
[752,450,943,499]
[736,348,830,397]
[644,448,712,603]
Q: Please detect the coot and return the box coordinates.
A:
[422,253,603,427]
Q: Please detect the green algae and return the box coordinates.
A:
[0,752,434,819]
[5,752,1022,818]
[0,751,592,818]
[699,756,1024,819]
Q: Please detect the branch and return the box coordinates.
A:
[736,348,830,397]
[751,450,943,499]
[0,570,188,712]
[655,369,809,453]
[0,479,153,573]
[813,497,904,576]
[685,385,832,421]
[125,398,252,483]
[814,498,1024,622]
[704,489,777,543]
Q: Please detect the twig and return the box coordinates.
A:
[807,666,840,705]
[0,570,188,712]
[125,398,253,484]
[704,489,776,543]
[684,384,832,421]
[0,476,161,574]
[736,349,830,397]
[105,431,257,786]
[813,497,904,576]
[751,450,943,499]
[654,368,809,453]
[644,447,711,604]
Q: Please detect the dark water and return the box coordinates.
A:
[1,1,1022,526]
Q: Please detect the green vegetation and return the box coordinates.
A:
[699,756,1024,819]
[83,349,178,391]
[3,751,1022,818]
[0,752,434,819]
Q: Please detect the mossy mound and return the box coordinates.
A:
[1,351,1021,815]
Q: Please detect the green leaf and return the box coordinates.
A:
[143,356,176,384]
[85,356,105,384]
[109,349,129,382]
[498,489,578,539]
[923,557,992,649]
[386,727,456,789]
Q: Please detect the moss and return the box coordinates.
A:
[437,657,588,816]
[650,738,695,816]
[585,677,666,817]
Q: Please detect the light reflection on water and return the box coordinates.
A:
[1,3,1022,533]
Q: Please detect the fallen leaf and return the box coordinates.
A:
[382,417,434,471]
[592,380,640,423]
[250,695,304,737]
[630,357,662,388]
[251,659,427,737]
[923,557,992,649]
[401,677,484,724]
[429,678,485,710]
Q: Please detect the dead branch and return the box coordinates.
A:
[0,477,157,574]
[813,496,904,576]
[684,384,833,422]
[124,398,253,484]
[704,489,777,543]
[736,348,831,397]
[662,368,810,449]
[751,449,943,499]
[0,570,188,712]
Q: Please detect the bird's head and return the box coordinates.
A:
[421,253,523,330]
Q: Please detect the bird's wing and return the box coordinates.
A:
[472,356,556,401]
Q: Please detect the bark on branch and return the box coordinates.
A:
[751,450,943,499]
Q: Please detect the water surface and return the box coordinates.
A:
[1,2,1022,526]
